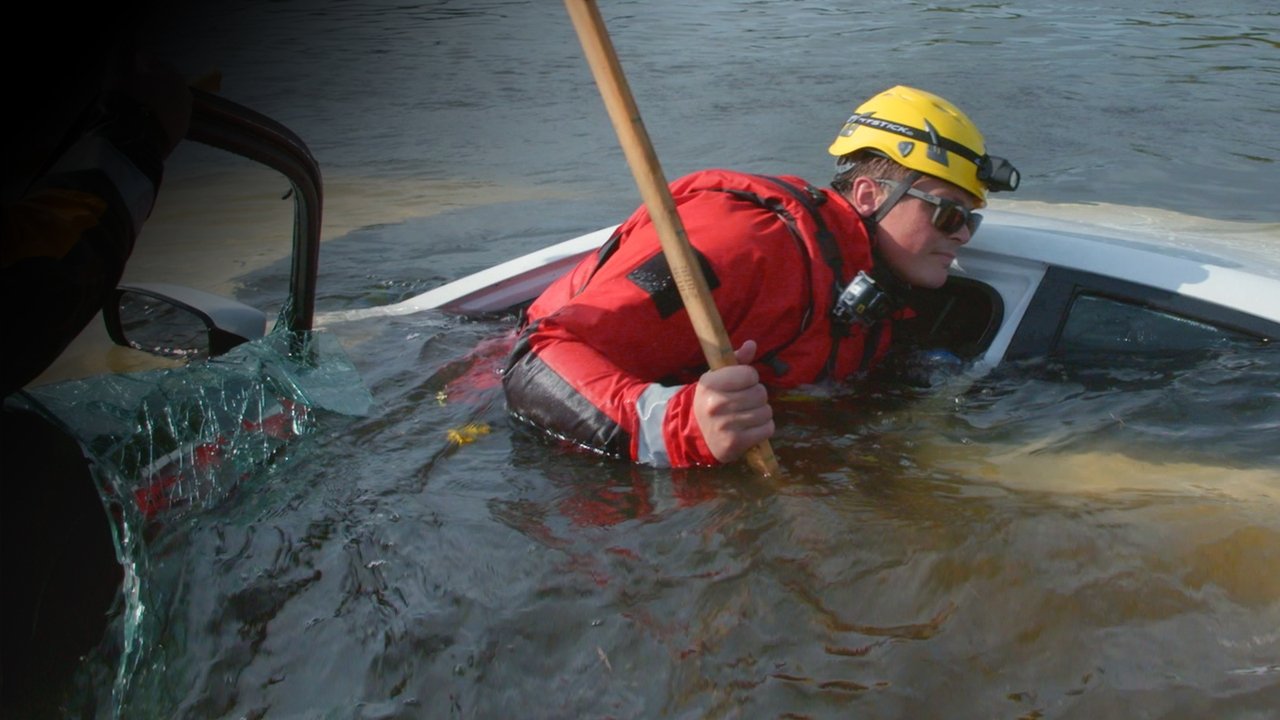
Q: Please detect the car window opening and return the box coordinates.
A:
[900,277,1004,360]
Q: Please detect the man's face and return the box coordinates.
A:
[873,176,980,289]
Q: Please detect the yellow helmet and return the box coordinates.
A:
[827,85,1019,205]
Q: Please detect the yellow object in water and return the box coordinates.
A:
[446,422,491,445]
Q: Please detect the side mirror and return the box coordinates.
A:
[103,283,268,359]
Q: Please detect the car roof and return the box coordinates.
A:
[968,205,1280,325]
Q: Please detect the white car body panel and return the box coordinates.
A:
[319,209,1280,369]
[974,210,1280,321]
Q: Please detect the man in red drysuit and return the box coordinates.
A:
[503,85,1020,468]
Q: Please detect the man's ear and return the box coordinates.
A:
[846,176,884,217]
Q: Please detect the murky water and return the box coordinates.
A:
[76,316,1277,718]
[26,0,1280,716]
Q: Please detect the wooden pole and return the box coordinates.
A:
[563,0,779,477]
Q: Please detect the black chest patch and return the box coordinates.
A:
[627,248,720,319]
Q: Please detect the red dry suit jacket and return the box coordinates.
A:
[502,169,895,467]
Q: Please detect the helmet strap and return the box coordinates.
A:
[867,171,924,295]
[870,170,921,225]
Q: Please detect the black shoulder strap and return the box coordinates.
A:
[568,226,625,299]
[749,175,857,379]
[749,175,845,291]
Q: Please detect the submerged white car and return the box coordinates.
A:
[342,209,1278,372]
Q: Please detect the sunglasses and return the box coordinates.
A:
[877,179,982,235]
